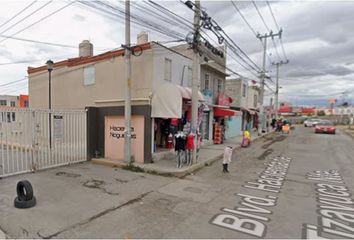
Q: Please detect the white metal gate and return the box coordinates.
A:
[0,109,87,177]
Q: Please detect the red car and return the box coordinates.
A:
[314,121,336,134]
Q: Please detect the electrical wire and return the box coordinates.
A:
[0,1,52,35]
[78,1,184,40]
[266,1,288,61]
[0,77,28,88]
[180,0,261,74]
[252,1,270,32]
[0,34,77,48]
[0,60,38,66]
[0,0,38,30]
[0,1,75,44]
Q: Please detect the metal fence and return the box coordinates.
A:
[0,109,87,177]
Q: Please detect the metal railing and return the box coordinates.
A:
[0,109,87,177]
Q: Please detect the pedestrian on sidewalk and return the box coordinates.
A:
[222,146,233,173]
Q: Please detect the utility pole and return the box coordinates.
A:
[272,60,289,119]
[257,30,282,134]
[124,0,132,164]
[191,0,201,165]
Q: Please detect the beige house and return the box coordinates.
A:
[27,36,201,164]
[29,41,192,110]
[171,44,232,142]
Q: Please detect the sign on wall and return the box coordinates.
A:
[53,115,63,140]
[104,115,145,163]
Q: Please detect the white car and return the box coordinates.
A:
[304,119,321,127]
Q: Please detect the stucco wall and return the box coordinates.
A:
[29,48,155,109]
[225,115,242,139]
[152,45,192,90]
[247,86,261,109]
[225,79,249,108]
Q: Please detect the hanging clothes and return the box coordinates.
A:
[174,132,186,151]
[186,133,195,150]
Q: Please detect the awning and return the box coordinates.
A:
[214,107,241,117]
[241,107,257,115]
[151,83,204,118]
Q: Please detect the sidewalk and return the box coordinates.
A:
[131,131,273,177]
[343,127,354,140]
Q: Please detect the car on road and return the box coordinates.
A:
[304,118,322,127]
[314,120,336,134]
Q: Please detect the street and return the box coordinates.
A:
[1,126,354,239]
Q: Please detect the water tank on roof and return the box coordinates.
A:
[79,40,93,57]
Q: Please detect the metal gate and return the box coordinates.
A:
[0,109,87,177]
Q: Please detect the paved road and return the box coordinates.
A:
[0,126,353,239]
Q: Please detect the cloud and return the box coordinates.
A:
[72,14,86,22]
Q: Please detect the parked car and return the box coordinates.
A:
[314,120,336,134]
[304,118,321,127]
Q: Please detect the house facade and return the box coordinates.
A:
[172,44,240,144]
[28,37,209,164]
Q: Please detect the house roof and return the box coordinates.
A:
[27,42,152,75]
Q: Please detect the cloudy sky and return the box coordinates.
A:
[0,0,353,106]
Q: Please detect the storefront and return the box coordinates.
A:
[212,93,241,144]
[151,83,205,152]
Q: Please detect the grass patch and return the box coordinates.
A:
[123,164,145,173]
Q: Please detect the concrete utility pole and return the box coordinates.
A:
[273,60,289,119]
[124,0,132,164]
[191,0,201,165]
[257,31,282,134]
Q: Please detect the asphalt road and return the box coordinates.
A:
[0,126,354,239]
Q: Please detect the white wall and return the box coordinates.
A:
[152,44,192,91]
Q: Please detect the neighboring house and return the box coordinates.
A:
[172,44,239,143]
[0,95,19,108]
[225,78,251,134]
[246,85,261,131]
[0,94,29,124]
[19,95,29,108]
[333,106,354,116]
[28,35,202,164]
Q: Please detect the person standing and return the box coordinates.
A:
[222,146,233,173]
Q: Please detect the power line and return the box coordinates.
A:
[266,1,280,31]
[78,1,184,40]
[0,60,38,66]
[0,77,28,87]
[0,1,75,44]
[230,0,273,67]
[0,1,52,35]
[266,1,288,61]
[0,34,77,48]
[0,0,38,30]
[252,1,270,32]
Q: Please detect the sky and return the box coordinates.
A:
[0,0,353,107]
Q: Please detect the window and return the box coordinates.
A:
[0,100,6,106]
[164,58,172,82]
[12,112,15,122]
[254,94,258,108]
[10,101,15,107]
[83,65,95,86]
[24,100,29,108]
[204,74,210,90]
[217,79,223,93]
[242,83,247,97]
[187,67,192,87]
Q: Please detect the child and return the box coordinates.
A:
[222,146,233,173]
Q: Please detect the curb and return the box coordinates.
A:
[343,129,354,141]
[135,131,275,178]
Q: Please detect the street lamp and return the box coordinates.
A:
[46,59,54,149]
